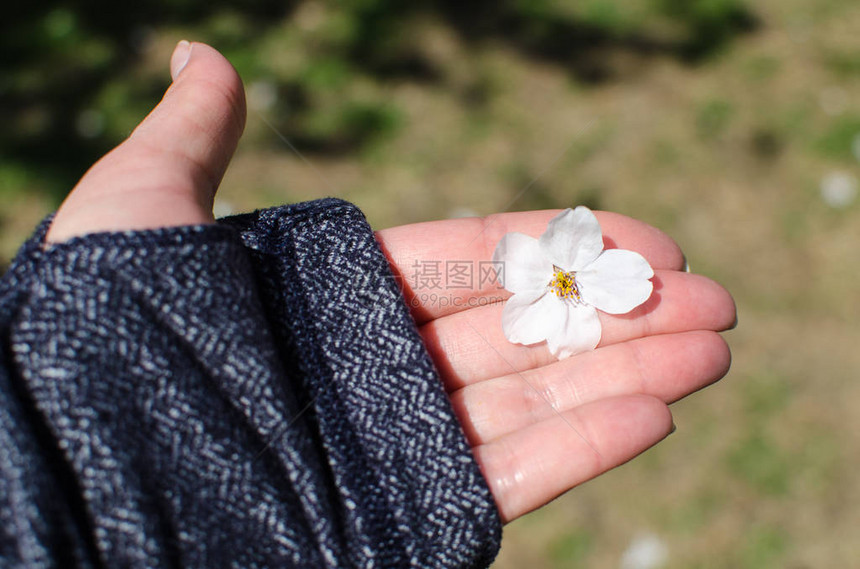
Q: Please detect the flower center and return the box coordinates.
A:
[549,267,582,302]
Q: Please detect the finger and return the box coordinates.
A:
[452,331,728,445]
[423,271,736,389]
[375,210,685,323]
[47,41,246,243]
[474,394,672,523]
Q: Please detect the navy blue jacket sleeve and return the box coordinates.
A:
[0,198,501,568]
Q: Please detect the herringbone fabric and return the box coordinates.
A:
[0,199,501,568]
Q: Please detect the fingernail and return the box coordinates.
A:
[729,314,738,330]
[170,40,192,80]
[682,255,691,273]
[669,422,677,435]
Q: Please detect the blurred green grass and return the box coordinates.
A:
[3,1,860,567]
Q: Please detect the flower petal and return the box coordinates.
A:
[546,303,602,359]
[538,206,605,271]
[577,249,654,315]
[492,232,554,293]
[501,290,565,346]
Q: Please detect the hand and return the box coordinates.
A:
[48,42,736,525]
[377,213,735,523]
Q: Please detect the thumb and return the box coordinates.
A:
[46,41,247,243]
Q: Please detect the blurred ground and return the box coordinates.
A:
[2,1,860,567]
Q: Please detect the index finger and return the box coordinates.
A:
[375,209,686,323]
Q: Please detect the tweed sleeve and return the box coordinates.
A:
[0,198,501,568]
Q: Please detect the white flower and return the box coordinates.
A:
[493,206,654,359]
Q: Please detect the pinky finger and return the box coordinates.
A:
[474,394,673,524]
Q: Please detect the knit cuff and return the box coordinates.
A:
[221,198,502,567]
[2,199,501,568]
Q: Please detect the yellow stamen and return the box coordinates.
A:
[549,267,582,301]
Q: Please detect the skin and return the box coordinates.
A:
[47,42,737,525]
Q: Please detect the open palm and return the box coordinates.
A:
[49,42,736,526]
[378,212,734,523]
